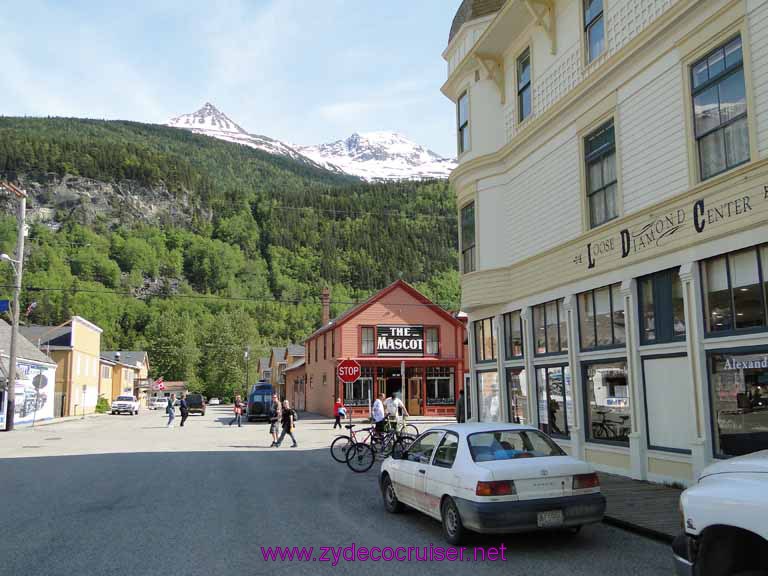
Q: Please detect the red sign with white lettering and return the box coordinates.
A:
[337,359,361,384]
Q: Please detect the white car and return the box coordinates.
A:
[111,395,140,415]
[380,423,606,544]
[672,450,768,576]
[209,398,220,406]
[149,396,168,410]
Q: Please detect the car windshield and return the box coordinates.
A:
[467,430,565,462]
[116,396,134,401]
[187,395,202,402]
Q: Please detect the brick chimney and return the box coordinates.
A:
[321,287,330,327]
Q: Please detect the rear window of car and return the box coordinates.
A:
[467,430,565,462]
[116,396,134,401]
[187,394,203,402]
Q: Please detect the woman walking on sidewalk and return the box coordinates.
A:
[166,394,176,428]
[333,397,345,429]
[179,393,189,427]
[229,395,243,427]
[275,399,298,447]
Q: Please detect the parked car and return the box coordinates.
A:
[186,393,206,416]
[209,397,220,406]
[672,450,768,576]
[380,423,606,544]
[149,396,168,410]
[111,395,140,415]
[247,382,273,422]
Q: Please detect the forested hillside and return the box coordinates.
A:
[0,117,459,398]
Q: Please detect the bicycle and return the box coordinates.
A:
[330,423,371,463]
[591,410,618,439]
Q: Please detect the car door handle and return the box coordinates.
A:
[419,469,426,474]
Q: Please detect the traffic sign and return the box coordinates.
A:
[337,359,361,384]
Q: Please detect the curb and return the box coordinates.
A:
[18,413,108,429]
[603,515,675,544]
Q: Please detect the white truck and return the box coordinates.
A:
[673,450,768,576]
[111,395,140,415]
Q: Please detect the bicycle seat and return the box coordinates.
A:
[345,424,355,429]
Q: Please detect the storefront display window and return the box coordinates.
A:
[703,245,768,335]
[346,367,373,406]
[503,310,524,359]
[477,370,501,422]
[638,268,686,344]
[533,299,568,356]
[578,283,625,350]
[427,367,455,405]
[583,361,630,445]
[506,367,529,425]
[475,317,497,363]
[536,365,572,438]
[709,350,768,458]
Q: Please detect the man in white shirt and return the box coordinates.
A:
[387,391,409,429]
[372,393,387,433]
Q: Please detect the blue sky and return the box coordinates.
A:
[1,0,463,157]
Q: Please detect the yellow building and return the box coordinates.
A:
[443,0,768,484]
[21,316,103,417]
[102,351,150,404]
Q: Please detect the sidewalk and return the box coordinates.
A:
[12,412,108,429]
[599,472,683,542]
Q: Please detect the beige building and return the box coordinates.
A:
[269,345,304,400]
[444,0,768,485]
[21,316,103,417]
[102,351,150,404]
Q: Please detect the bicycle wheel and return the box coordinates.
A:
[377,435,396,458]
[592,423,606,439]
[331,435,352,463]
[403,424,419,437]
[346,443,375,473]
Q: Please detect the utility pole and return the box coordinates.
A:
[0,181,27,432]
[244,346,250,398]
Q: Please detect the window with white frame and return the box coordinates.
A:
[461,202,476,274]
[585,120,618,228]
[517,48,532,123]
[584,0,605,63]
[457,91,470,154]
[426,367,454,405]
[361,327,375,355]
[426,327,439,355]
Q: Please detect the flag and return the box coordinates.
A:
[152,377,165,391]
[24,301,37,317]
[0,300,9,313]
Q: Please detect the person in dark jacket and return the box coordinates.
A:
[456,389,466,423]
[179,393,189,427]
[275,400,298,448]
[269,394,282,447]
[229,395,243,427]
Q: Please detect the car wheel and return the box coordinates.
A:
[111,411,116,415]
[441,497,466,545]
[381,475,404,514]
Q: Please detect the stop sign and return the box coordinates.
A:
[337,359,361,384]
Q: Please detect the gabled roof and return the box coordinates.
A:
[286,344,305,357]
[257,357,270,371]
[102,351,149,369]
[270,347,286,364]
[0,320,56,365]
[284,358,305,373]
[304,279,465,342]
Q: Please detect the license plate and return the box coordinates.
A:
[537,510,564,528]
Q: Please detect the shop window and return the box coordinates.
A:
[638,268,686,344]
[709,350,768,458]
[474,317,497,363]
[585,0,605,63]
[361,327,375,355]
[506,367,529,425]
[461,202,476,274]
[702,246,767,335]
[503,310,524,359]
[477,370,501,422]
[691,36,749,180]
[517,48,532,123]
[533,299,568,356]
[578,283,625,350]
[457,91,470,155]
[432,432,459,469]
[426,327,439,355]
[536,366,572,438]
[585,120,617,228]
[427,367,455,405]
[583,361,630,445]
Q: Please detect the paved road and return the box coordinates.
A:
[0,408,674,575]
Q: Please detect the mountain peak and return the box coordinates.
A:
[167,102,246,135]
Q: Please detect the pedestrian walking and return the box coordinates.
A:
[386,391,408,431]
[333,397,345,429]
[269,393,282,447]
[456,389,466,423]
[229,395,243,427]
[275,399,298,447]
[179,393,189,427]
[372,393,387,435]
[166,394,176,428]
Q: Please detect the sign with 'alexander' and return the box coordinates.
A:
[376,325,424,357]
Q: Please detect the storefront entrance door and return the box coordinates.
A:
[406,367,422,416]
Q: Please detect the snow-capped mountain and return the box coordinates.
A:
[296,132,456,181]
[166,103,316,166]
[165,103,455,181]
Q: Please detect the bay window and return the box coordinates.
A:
[461,202,476,274]
[457,91,470,155]
[533,299,568,356]
[578,283,625,350]
[503,310,524,359]
[475,317,497,363]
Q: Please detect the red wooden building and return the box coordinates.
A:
[303,280,467,418]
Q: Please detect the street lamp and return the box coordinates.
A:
[0,180,27,432]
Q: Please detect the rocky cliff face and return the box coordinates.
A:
[4,173,201,229]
